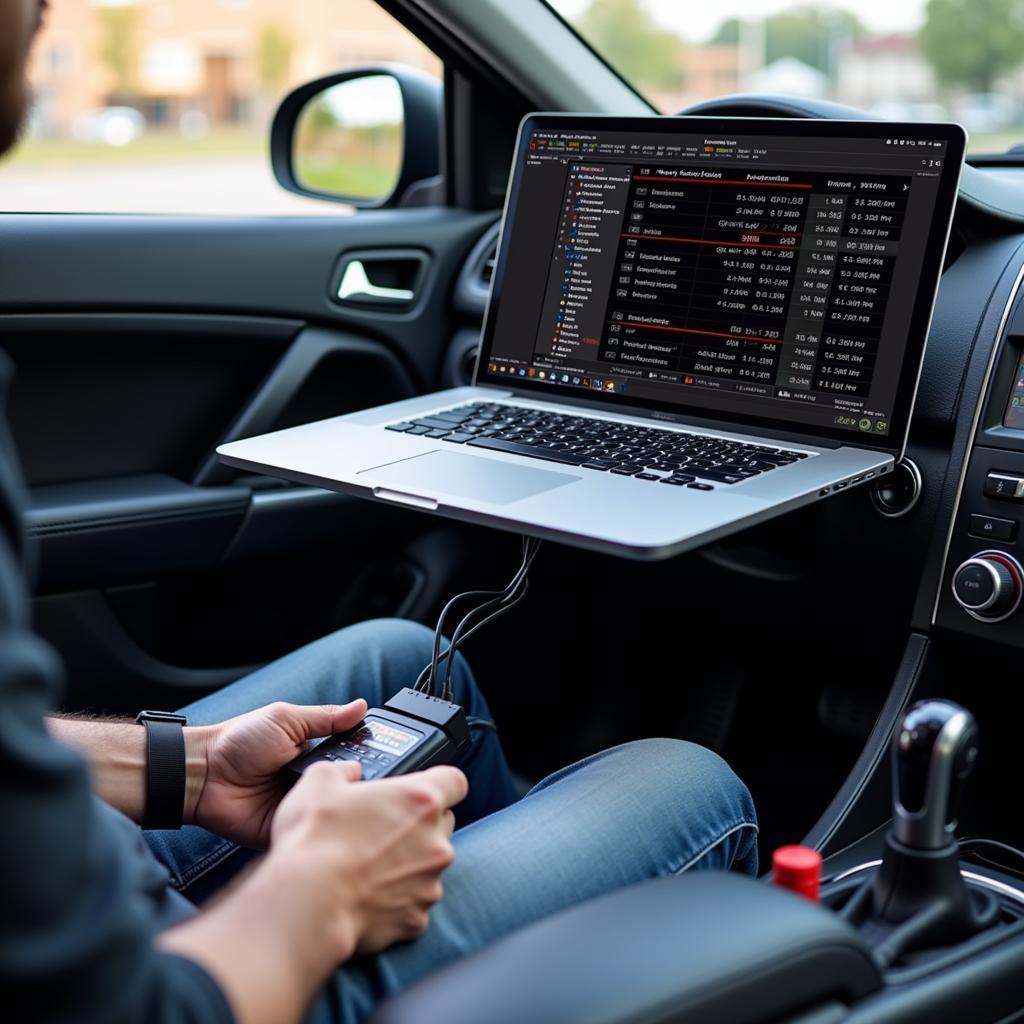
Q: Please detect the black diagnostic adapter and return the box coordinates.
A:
[288,687,471,780]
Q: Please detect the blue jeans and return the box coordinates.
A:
[145,618,758,1023]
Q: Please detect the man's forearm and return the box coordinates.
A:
[46,716,211,824]
[158,852,351,1024]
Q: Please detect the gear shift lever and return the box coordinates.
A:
[892,700,978,851]
[840,700,998,965]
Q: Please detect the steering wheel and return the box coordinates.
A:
[680,94,877,121]
[678,93,1020,226]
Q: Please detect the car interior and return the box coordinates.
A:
[5,0,1024,1021]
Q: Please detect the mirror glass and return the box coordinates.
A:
[293,75,403,202]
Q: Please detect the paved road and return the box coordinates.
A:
[0,156,353,216]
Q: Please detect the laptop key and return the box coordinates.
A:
[696,470,745,484]
[466,437,585,466]
[386,422,415,432]
[688,482,714,491]
[406,426,431,435]
[581,462,611,470]
[414,416,467,430]
[444,433,474,444]
[425,429,451,438]
[634,473,661,481]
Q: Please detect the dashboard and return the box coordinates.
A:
[933,279,1024,641]
[449,95,1024,658]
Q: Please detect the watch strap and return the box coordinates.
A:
[135,711,187,830]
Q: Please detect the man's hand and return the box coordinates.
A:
[187,699,368,849]
[159,762,468,1024]
[271,761,468,954]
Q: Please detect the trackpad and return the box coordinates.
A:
[359,450,578,504]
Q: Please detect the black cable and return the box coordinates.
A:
[441,576,532,702]
[959,836,1024,879]
[441,539,540,701]
[467,717,499,734]
[413,574,533,699]
[415,537,541,699]
[414,576,529,696]
[417,538,534,696]
[415,586,506,695]
[411,577,532,696]
[418,536,535,696]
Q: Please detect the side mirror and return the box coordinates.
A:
[270,65,441,208]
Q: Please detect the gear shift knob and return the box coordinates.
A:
[892,700,979,851]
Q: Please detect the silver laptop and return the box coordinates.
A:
[219,114,965,560]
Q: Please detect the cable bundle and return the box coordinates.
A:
[414,537,542,702]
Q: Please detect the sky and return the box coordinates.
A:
[549,0,927,42]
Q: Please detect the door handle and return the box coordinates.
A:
[337,259,416,305]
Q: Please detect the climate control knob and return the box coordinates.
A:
[951,550,1023,622]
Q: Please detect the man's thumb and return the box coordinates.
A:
[293,698,367,739]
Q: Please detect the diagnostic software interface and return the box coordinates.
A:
[482,124,954,440]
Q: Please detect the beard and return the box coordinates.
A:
[0,78,30,160]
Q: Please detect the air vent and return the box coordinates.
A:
[481,252,496,287]
[454,221,502,318]
[462,346,479,383]
[442,328,485,388]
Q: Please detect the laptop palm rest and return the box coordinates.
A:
[359,450,579,505]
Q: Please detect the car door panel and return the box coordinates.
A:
[0,208,498,711]
[0,210,495,383]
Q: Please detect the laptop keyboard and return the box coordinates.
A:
[385,403,810,488]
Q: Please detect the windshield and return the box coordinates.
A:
[547,0,1022,154]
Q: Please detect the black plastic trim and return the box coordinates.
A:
[26,474,248,593]
[804,633,930,856]
[194,326,417,486]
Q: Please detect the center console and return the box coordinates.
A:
[368,699,1024,1024]
[934,291,1024,642]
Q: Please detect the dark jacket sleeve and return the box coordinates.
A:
[0,351,234,1024]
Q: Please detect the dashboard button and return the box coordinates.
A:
[969,514,1017,541]
[951,550,1024,621]
[983,472,1024,501]
[953,562,998,609]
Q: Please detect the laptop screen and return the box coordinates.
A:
[477,115,965,450]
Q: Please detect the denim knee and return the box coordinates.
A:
[614,737,754,811]
[601,738,758,868]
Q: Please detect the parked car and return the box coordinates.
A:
[4,1,1024,1022]
[70,105,146,146]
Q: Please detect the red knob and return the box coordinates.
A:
[772,845,822,902]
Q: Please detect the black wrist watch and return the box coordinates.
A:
[135,710,188,830]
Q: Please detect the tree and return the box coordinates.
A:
[256,23,295,93]
[920,0,1024,92]
[97,5,139,101]
[713,6,863,74]
[711,18,741,46]
[577,0,684,91]
[764,7,862,71]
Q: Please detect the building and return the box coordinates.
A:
[748,57,828,100]
[28,0,440,137]
[671,44,741,110]
[836,34,935,112]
